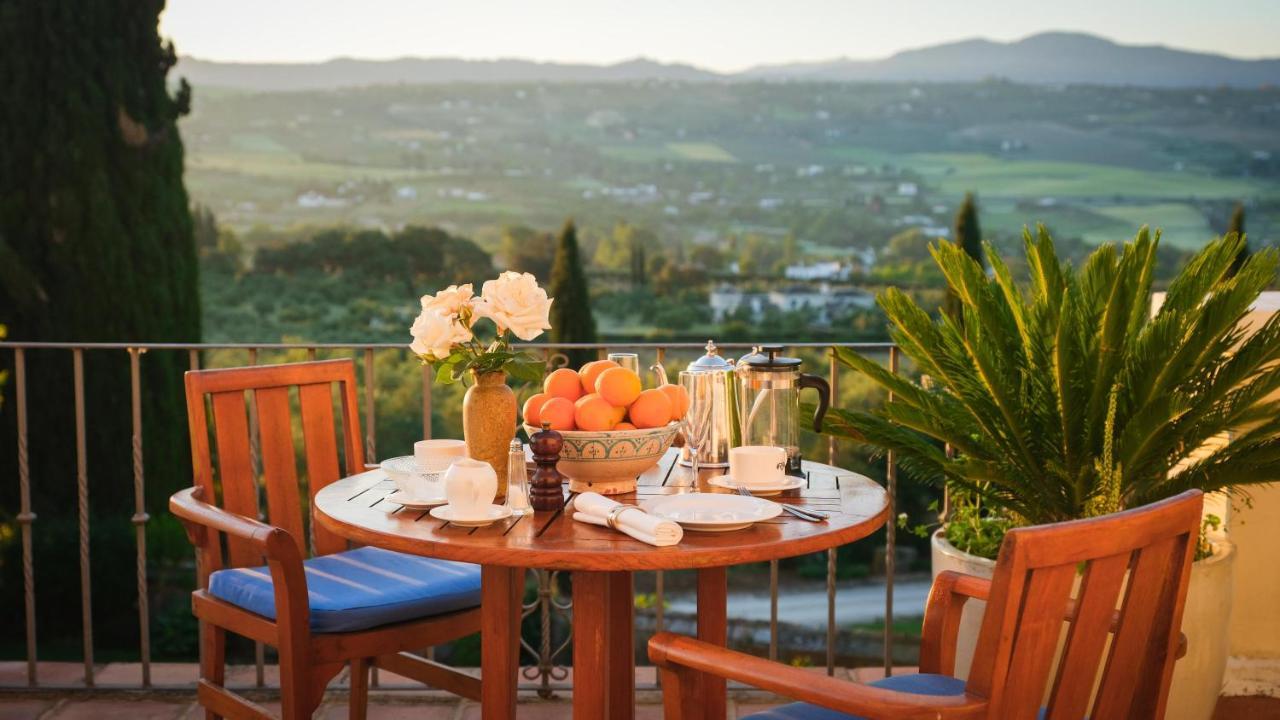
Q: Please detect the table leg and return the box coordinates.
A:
[608,571,635,720]
[697,566,728,720]
[573,570,636,720]
[480,565,523,720]
[573,571,610,718]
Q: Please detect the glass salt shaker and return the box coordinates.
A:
[506,439,532,516]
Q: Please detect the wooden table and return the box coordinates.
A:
[314,449,888,720]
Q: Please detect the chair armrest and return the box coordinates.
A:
[649,633,987,720]
[169,486,295,560]
[920,571,990,675]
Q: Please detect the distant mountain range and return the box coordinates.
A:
[176,32,1280,91]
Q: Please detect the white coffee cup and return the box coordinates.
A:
[729,445,787,487]
[415,439,468,473]
[443,458,497,516]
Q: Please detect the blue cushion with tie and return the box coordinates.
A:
[208,546,481,633]
[740,673,967,720]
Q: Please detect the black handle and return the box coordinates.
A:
[798,373,831,432]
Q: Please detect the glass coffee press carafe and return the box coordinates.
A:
[735,345,831,475]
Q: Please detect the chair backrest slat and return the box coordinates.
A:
[1044,552,1130,720]
[298,381,346,555]
[255,385,305,558]
[209,389,261,568]
[965,490,1201,720]
[1001,563,1076,718]
[1092,534,1185,719]
[185,360,365,569]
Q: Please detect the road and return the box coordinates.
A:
[664,578,933,626]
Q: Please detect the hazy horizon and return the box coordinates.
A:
[160,0,1280,72]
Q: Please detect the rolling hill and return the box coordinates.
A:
[175,32,1280,91]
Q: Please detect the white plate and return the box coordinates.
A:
[388,489,449,509]
[643,493,782,532]
[708,475,805,497]
[429,504,513,527]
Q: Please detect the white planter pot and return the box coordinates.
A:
[930,530,1234,720]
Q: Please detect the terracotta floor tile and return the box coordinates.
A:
[321,700,460,719]
[0,699,58,720]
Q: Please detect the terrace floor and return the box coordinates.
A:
[2,664,1278,719]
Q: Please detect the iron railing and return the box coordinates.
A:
[0,340,903,694]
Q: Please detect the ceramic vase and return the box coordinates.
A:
[463,370,516,502]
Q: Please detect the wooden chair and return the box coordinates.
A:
[170,359,483,719]
[650,489,1203,720]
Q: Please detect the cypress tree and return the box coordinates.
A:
[944,193,984,321]
[548,220,598,368]
[0,0,200,652]
[1227,202,1248,277]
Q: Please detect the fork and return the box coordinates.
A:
[736,484,828,522]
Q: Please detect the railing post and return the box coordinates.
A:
[128,348,152,687]
[769,559,779,662]
[73,348,94,686]
[364,347,376,462]
[827,348,839,464]
[245,347,266,688]
[884,346,900,677]
[15,349,37,687]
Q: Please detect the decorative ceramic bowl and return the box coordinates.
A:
[523,421,680,495]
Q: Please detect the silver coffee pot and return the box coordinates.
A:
[654,340,736,467]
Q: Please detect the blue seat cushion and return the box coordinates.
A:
[740,673,967,720]
[208,546,481,633]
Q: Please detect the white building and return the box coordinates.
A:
[710,284,875,326]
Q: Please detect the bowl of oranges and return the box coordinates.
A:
[522,359,688,495]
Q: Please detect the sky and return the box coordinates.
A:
[161,0,1280,72]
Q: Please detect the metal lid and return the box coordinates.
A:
[738,345,802,372]
[687,339,735,372]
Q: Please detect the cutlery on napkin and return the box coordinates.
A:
[572,492,683,547]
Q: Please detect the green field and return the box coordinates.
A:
[900,153,1265,201]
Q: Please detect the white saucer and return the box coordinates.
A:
[389,490,449,509]
[643,494,782,532]
[429,504,513,527]
[708,475,805,497]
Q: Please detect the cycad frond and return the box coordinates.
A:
[820,228,1277,526]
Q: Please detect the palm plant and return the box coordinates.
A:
[818,226,1280,527]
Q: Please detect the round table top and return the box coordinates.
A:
[314,448,889,572]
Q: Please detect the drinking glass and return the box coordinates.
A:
[678,370,712,492]
[607,352,640,374]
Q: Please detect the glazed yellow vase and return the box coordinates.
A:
[463,370,516,503]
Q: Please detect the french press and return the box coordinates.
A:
[735,345,831,475]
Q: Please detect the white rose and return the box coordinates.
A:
[473,271,553,341]
[420,284,474,321]
[409,308,473,360]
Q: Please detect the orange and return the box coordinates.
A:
[658,384,690,419]
[613,421,637,431]
[595,366,642,407]
[578,359,619,395]
[538,397,576,431]
[544,367,583,401]
[522,392,549,426]
[628,388,673,429]
[574,393,615,431]
[610,404,628,425]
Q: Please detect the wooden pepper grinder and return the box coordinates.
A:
[530,422,566,512]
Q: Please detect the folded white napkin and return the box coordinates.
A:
[572,492,683,547]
